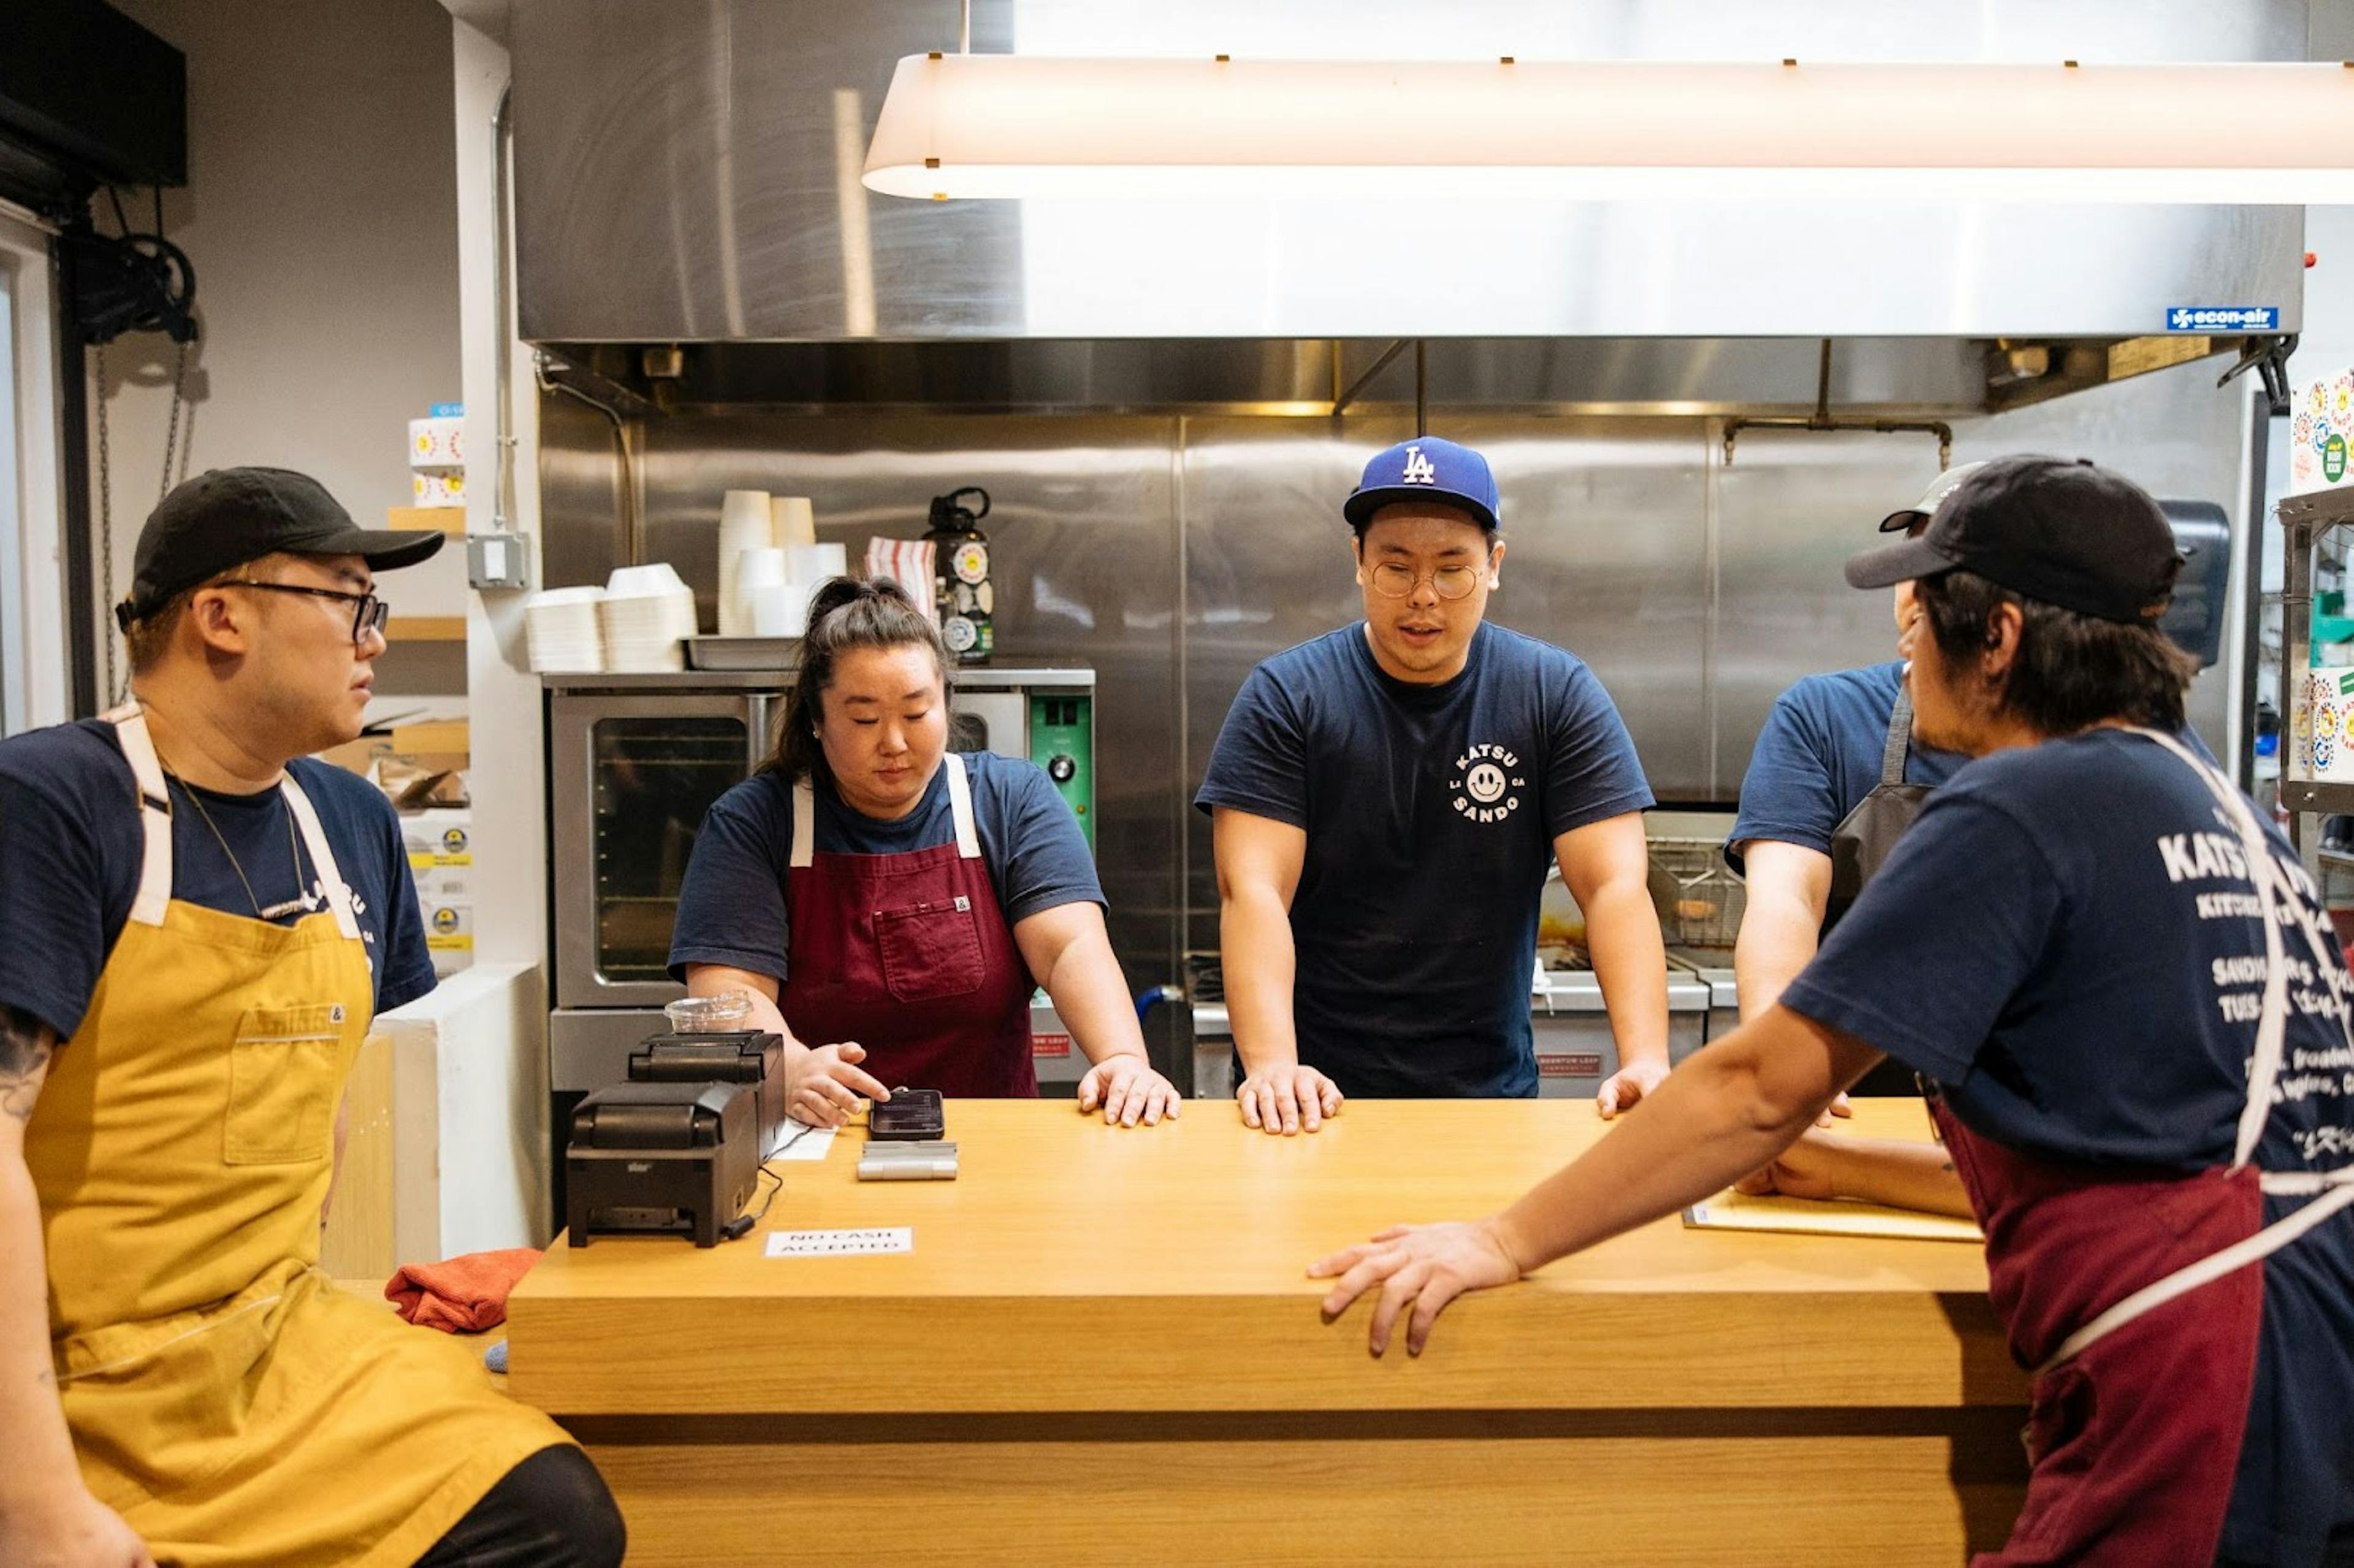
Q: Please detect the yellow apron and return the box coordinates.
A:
[23,704,569,1568]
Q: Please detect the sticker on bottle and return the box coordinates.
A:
[952,542,990,586]
[943,616,978,653]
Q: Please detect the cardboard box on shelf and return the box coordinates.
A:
[403,807,473,903]
[314,723,469,809]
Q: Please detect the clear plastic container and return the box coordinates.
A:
[665,991,752,1034]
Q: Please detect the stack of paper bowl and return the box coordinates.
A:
[523,585,607,672]
[601,564,698,671]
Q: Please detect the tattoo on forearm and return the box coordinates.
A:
[0,1005,54,1124]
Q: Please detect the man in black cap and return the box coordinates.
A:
[1311,455,2353,1567]
[0,470,622,1566]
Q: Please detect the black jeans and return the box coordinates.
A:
[411,1445,625,1568]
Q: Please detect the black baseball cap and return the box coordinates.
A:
[1843,455,2181,625]
[116,466,445,630]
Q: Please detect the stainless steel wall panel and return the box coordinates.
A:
[511,0,2307,343]
[1710,357,2249,791]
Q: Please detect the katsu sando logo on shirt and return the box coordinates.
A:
[1400,446,1438,485]
[1450,743,1527,824]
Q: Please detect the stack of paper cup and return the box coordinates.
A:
[771,495,817,550]
[717,490,776,636]
[750,580,820,638]
[523,585,606,672]
[732,547,788,639]
[790,542,847,584]
[601,563,698,671]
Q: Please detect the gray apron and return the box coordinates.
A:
[1824,690,1932,1095]
[1824,690,1931,932]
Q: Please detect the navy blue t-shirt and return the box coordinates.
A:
[1194,622,1654,1098]
[1783,729,2354,1559]
[0,718,439,1042]
[1724,661,1968,875]
[668,750,1102,984]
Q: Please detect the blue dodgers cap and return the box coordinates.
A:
[1343,436,1501,533]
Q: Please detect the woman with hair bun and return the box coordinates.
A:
[668,575,1180,1127]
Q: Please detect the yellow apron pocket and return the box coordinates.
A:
[223,1003,345,1165]
[55,1282,290,1515]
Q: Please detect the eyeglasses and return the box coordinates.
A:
[222,580,389,644]
[1368,561,1486,601]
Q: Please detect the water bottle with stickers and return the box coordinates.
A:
[924,485,994,665]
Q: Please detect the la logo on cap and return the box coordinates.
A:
[1400,446,1437,485]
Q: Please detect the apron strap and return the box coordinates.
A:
[1879,690,1913,788]
[104,701,175,927]
[2037,1179,2354,1376]
[791,758,979,866]
[278,774,362,940]
[790,778,815,870]
[2125,726,2329,1171]
[943,752,981,860]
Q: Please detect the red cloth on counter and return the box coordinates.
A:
[384,1247,542,1333]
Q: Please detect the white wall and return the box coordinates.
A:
[91,0,470,698]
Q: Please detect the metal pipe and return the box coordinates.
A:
[1331,338,1407,417]
[535,351,642,564]
[492,84,516,532]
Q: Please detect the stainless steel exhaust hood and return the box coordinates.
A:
[510,0,2308,349]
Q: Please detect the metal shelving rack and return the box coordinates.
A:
[2277,485,2354,856]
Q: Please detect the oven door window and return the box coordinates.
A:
[592,715,748,984]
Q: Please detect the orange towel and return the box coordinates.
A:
[384,1247,542,1333]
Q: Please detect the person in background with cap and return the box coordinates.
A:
[1729,463,2218,1108]
[1311,456,2353,1567]
[1197,436,1668,1133]
[0,469,623,1567]
[1724,466,1977,1105]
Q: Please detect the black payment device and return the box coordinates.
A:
[628,1029,788,1155]
[867,1087,946,1142]
[565,1081,759,1247]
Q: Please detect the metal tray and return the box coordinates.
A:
[687,636,801,671]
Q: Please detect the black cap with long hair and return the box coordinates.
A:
[768,575,954,786]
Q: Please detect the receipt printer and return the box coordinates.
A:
[629,1029,787,1154]
[565,1081,758,1247]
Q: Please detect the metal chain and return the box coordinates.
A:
[94,338,194,707]
[96,342,116,706]
[159,337,191,503]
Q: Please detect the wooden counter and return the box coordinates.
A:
[508,1099,2028,1565]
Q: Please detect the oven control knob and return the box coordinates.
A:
[1047,754,1076,783]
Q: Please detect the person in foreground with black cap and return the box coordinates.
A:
[0,469,622,1567]
[1310,456,2354,1567]
[1197,436,1669,1135]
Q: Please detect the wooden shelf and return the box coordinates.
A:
[385,616,466,642]
[386,505,466,536]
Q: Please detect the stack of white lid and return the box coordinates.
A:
[599,563,698,671]
[522,585,607,672]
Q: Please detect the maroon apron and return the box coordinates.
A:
[779,753,1037,1097]
[1927,728,2354,1566]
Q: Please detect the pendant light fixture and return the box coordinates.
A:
[864,54,2354,205]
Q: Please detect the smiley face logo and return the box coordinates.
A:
[1449,743,1526,824]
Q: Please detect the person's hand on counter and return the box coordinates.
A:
[1734,1128,1975,1217]
[1309,1219,1523,1357]
[1078,1055,1181,1127]
[1238,1062,1342,1135]
[786,1040,892,1128]
[1593,1053,1668,1118]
